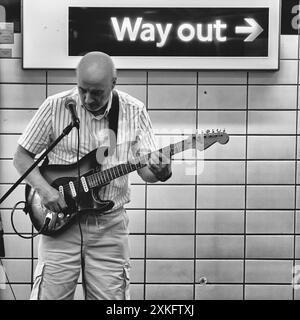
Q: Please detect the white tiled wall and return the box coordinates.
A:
[0,30,300,301]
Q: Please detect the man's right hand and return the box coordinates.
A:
[38,185,67,213]
[38,186,68,231]
[13,145,68,230]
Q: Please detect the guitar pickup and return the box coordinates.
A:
[69,181,77,198]
[58,185,64,197]
[81,177,89,192]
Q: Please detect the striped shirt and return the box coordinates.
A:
[18,87,158,212]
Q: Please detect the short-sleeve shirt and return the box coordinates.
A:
[18,87,158,211]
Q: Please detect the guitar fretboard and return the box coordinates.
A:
[86,138,192,188]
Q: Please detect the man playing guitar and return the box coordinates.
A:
[13,51,172,300]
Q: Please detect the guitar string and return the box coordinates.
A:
[59,153,150,193]
[58,142,178,193]
[56,133,221,194]
[83,136,203,188]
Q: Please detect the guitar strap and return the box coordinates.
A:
[41,90,119,167]
[108,90,119,144]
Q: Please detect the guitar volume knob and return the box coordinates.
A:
[58,213,65,219]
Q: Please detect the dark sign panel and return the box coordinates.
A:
[22,0,280,69]
[69,8,269,57]
[281,0,299,35]
[0,0,21,33]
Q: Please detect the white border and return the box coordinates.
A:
[23,0,280,69]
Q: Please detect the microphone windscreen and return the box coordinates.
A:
[65,98,76,109]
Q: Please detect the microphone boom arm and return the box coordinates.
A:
[0,121,78,205]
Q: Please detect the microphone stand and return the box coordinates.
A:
[0,121,79,205]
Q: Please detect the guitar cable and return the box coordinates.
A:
[10,201,50,239]
[75,126,88,300]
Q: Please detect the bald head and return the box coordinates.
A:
[76,52,117,114]
[77,51,116,85]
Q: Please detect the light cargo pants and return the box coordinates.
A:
[30,208,131,300]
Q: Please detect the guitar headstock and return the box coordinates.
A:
[191,129,229,150]
[206,129,229,144]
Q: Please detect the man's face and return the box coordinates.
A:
[78,78,112,114]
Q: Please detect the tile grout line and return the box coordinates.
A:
[143,70,149,300]
[292,29,300,300]
[243,71,249,300]
[193,72,199,300]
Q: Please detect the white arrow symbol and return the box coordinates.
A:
[235,18,264,42]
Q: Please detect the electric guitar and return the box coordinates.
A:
[26,130,229,236]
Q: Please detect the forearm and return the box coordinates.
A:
[138,164,172,183]
[13,146,51,193]
[138,166,160,183]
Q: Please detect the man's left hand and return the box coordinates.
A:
[148,150,172,182]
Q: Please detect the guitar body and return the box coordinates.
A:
[26,148,114,236]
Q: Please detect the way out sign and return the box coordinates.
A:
[23,0,280,70]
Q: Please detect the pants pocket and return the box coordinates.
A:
[30,262,45,300]
[123,262,131,300]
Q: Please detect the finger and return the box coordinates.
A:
[150,153,160,166]
[158,152,163,164]
[44,203,57,213]
[149,159,159,170]
[50,202,61,213]
[160,153,170,165]
[58,196,67,210]
[48,212,57,231]
[157,151,170,165]
[151,153,169,167]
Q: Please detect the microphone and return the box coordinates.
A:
[65,98,80,129]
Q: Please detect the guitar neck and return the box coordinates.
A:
[87,137,194,189]
[86,130,225,189]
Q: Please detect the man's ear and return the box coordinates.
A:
[112,77,117,89]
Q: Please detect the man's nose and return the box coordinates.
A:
[85,92,93,104]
